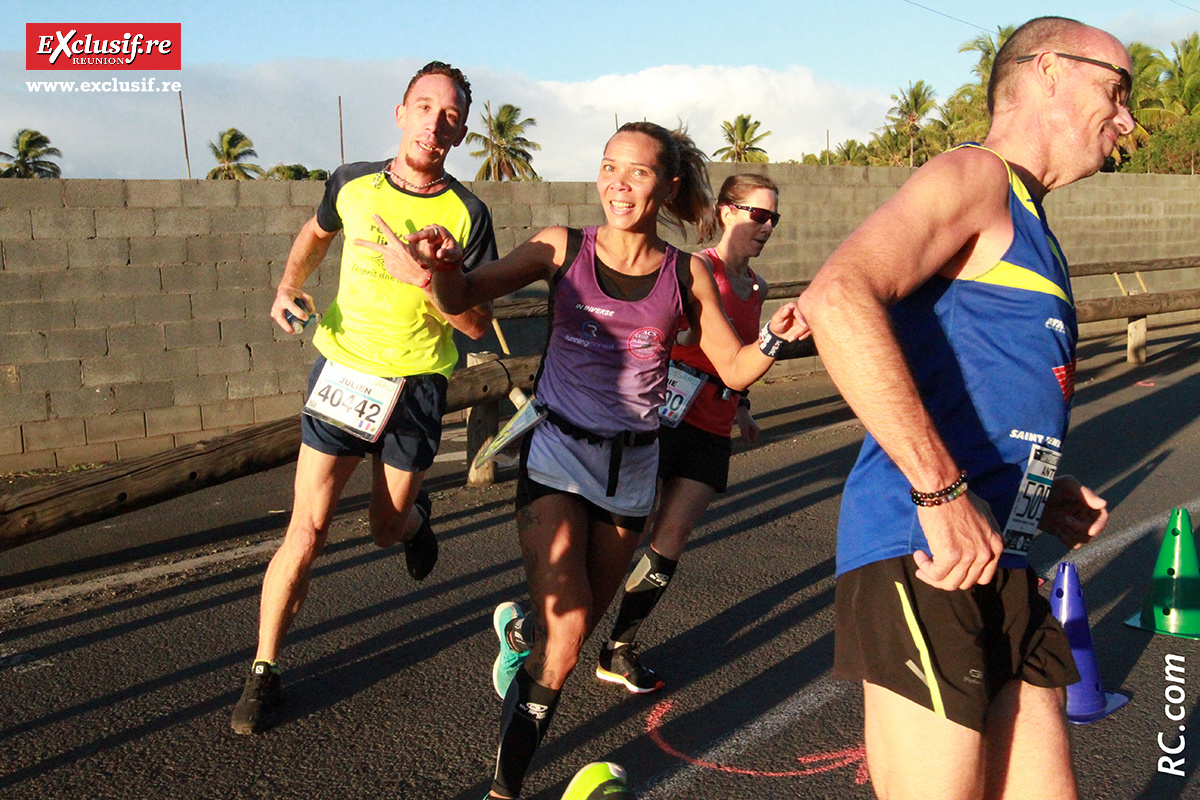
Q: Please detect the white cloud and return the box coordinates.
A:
[1108,11,1200,50]
[1,54,892,181]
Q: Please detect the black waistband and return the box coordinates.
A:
[543,406,656,496]
[544,407,657,447]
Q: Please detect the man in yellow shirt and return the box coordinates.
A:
[231,61,495,735]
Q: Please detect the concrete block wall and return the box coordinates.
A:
[0,168,1197,472]
[0,179,334,473]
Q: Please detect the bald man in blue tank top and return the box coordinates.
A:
[799,16,1135,800]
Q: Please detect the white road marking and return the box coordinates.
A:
[0,539,281,616]
[1046,495,1200,577]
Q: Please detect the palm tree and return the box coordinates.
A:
[465,102,541,181]
[1110,41,1162,159]
[958,26,1016,90]
[867,128,911,167]
[265,163,310,180]
[831,139,870,166]
[713,114,771,163]
[887,81,938,167]
[1155,33,1200,118]
[0,129,62,178]
[206,128,264,180]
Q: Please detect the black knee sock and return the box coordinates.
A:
[609,549,679,645]
[491,667,561,798]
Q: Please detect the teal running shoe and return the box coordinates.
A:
[492,601,529,698]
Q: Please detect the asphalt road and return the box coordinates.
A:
[2,322,1200,800]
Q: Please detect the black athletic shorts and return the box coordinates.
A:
[657,420,733,492]
[300,355,446,472]
[833,555,1079,732]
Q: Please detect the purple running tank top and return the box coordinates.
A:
[535,226,684,437]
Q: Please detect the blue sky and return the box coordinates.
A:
[3,1,1199,180]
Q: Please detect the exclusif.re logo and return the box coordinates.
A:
[26,23,181,70]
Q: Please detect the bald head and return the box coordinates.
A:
[987,16,1128,115]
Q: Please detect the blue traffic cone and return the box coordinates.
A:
[1050,561,1129,724]
[1125,508,1200,640]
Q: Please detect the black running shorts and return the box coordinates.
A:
[834,555,1079,732]
[300,355,446,472]
[657,420,733,492]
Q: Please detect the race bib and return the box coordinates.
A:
[659,361,708,428]
[1001,443,1061,557]
[303,359,403,442]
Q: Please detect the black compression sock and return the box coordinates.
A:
[491,667,561,798]
[609,549,679,644]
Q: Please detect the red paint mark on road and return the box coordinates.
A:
[1137,381,1156,387]
[646,699,869,784]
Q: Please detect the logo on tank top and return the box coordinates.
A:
[628,327,667,359]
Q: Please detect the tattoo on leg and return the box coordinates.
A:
[520,540,539,577]
[517,506,541,530]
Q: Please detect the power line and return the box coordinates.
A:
[1166,0,1200,13]
[896,0,990,32]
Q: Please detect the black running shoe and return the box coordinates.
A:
[596,643,663,693]
[230,660,282,734]
[405,490,437,581]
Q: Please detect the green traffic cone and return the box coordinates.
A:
[1126,508,1200,640]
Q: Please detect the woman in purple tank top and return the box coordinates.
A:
[361,122,807,800]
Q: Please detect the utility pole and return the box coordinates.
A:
[179,90,191,179]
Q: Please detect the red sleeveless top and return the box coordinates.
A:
[669,247,764,437]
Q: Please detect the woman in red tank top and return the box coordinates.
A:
[597,174,783,693]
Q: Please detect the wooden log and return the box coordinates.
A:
[0,355,543,553]
[1070,256,1200,278]
[1076,289,1200,323]
[0,418,301,552]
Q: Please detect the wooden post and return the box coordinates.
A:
[1128,316,1147,365]
[466,352,501,487]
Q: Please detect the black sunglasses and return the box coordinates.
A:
[1015,52,1132,107]
[728,204,780,226]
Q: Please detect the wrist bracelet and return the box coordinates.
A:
[758,323,785,358]
[911,471,969,506]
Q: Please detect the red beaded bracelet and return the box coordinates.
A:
[910,471,969,507]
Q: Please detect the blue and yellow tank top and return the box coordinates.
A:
[836,144,1078,576]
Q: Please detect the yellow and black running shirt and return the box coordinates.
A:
[312,161,497,379]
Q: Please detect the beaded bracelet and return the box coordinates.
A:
[910,471,969,507]
[758,323,785,358]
